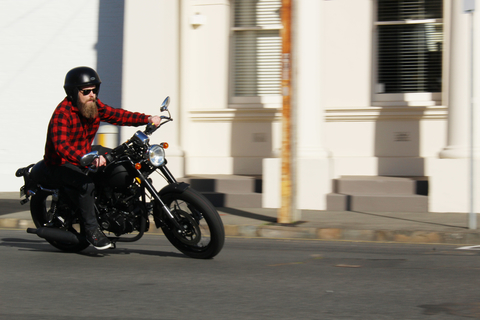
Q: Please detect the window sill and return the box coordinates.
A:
[373,92,442,107]
[190,108,281,122]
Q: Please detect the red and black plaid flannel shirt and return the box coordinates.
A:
[44,97,150,166]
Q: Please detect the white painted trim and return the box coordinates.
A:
[373,93,443,106]
[325,106,448,122]
[189,108,281,122]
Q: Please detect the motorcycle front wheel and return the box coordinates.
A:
[157,187,225,259]
[30,191,90,253]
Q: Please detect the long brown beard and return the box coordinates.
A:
[79,99,98,119]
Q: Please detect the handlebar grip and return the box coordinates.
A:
[104,153,114,164]
[145,122,158,135]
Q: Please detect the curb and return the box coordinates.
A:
[2,218,480,245]
[225,224,480,245]
[0,218,34,230]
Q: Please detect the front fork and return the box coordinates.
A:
[134,165,186,232]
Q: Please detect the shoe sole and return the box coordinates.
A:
[86,239,113,250]
[92,243,113,250]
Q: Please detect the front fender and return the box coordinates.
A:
[158,182,190,197]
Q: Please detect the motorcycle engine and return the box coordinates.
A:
[97,207,136,235]
[96,187,147,236]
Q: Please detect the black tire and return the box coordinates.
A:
[158,187,225,259]
[30,191,90,253]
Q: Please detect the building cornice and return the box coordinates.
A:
[188,106,448,122]
[189,108,282,122]
[325,106,448,122]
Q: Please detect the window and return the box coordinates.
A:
[375,0,443,95]
[232,0,282,102]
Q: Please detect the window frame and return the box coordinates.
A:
[372,0,444,107]
[229,0,283,109]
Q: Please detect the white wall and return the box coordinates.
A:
[3,0,474,214]
[0,0,100,192]
[122,0,183,177]
[180,0,235,175]
[322,0,373,109]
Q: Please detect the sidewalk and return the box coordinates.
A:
[1,192,479,245]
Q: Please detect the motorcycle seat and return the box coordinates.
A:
[30,160,60,189]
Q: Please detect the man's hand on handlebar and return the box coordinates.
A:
[148,116,161,127]
[92,155,107,168]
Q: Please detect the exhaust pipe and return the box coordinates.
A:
[27,227,80,244]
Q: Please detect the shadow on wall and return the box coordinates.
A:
[374,108,425,177]
[95,0,125,147]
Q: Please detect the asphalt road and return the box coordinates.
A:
[1,230,480,320]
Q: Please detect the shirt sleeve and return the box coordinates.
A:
[97,99,150,126]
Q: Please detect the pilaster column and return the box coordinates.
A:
[440,0,475,158]
[294,0,329,158]
[293,0,330,210]
[474,0,480,156]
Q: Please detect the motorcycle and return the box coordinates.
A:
[15,96,225,259]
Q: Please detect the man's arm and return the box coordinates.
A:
[97,99,150,126]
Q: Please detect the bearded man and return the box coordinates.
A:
[43,66,160,249]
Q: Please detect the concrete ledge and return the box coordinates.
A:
[0,219,35,229]
[326,194,348,211]
[224,224,480,245]
[3,218,480,245]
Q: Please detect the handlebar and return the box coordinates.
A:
[144,115,173,136]
[144,122,158,135]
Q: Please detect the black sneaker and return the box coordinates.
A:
[85,227,113,250]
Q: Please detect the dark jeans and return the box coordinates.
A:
[48,163,97,232]
[44,146,111,232]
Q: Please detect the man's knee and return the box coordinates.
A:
[79,180,95,196]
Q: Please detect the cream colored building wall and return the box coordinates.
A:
[428,0,480,213]
[180,0,233,174]
[121,0,480,213]
[0,0,101,192]
[322,0,449,178]
[179,0,282,175]
[2,0,479,214]
[323,0,373,109]
[121,0,182,178]
[264,0,458,211]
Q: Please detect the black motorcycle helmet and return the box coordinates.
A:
[64,66,101,106]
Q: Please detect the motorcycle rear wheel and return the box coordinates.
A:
[30,191,90,253]
[158,187,225,259]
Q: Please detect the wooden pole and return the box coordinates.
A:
[279,0,293,224]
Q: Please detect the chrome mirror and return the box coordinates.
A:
[160,96,170,112]
[80,151,99,167]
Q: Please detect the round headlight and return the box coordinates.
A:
[147,145,165,167]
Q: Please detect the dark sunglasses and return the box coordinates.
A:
[79,88,98,95]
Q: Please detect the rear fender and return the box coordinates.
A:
[16,164,36,204]
[15,164,35,178]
